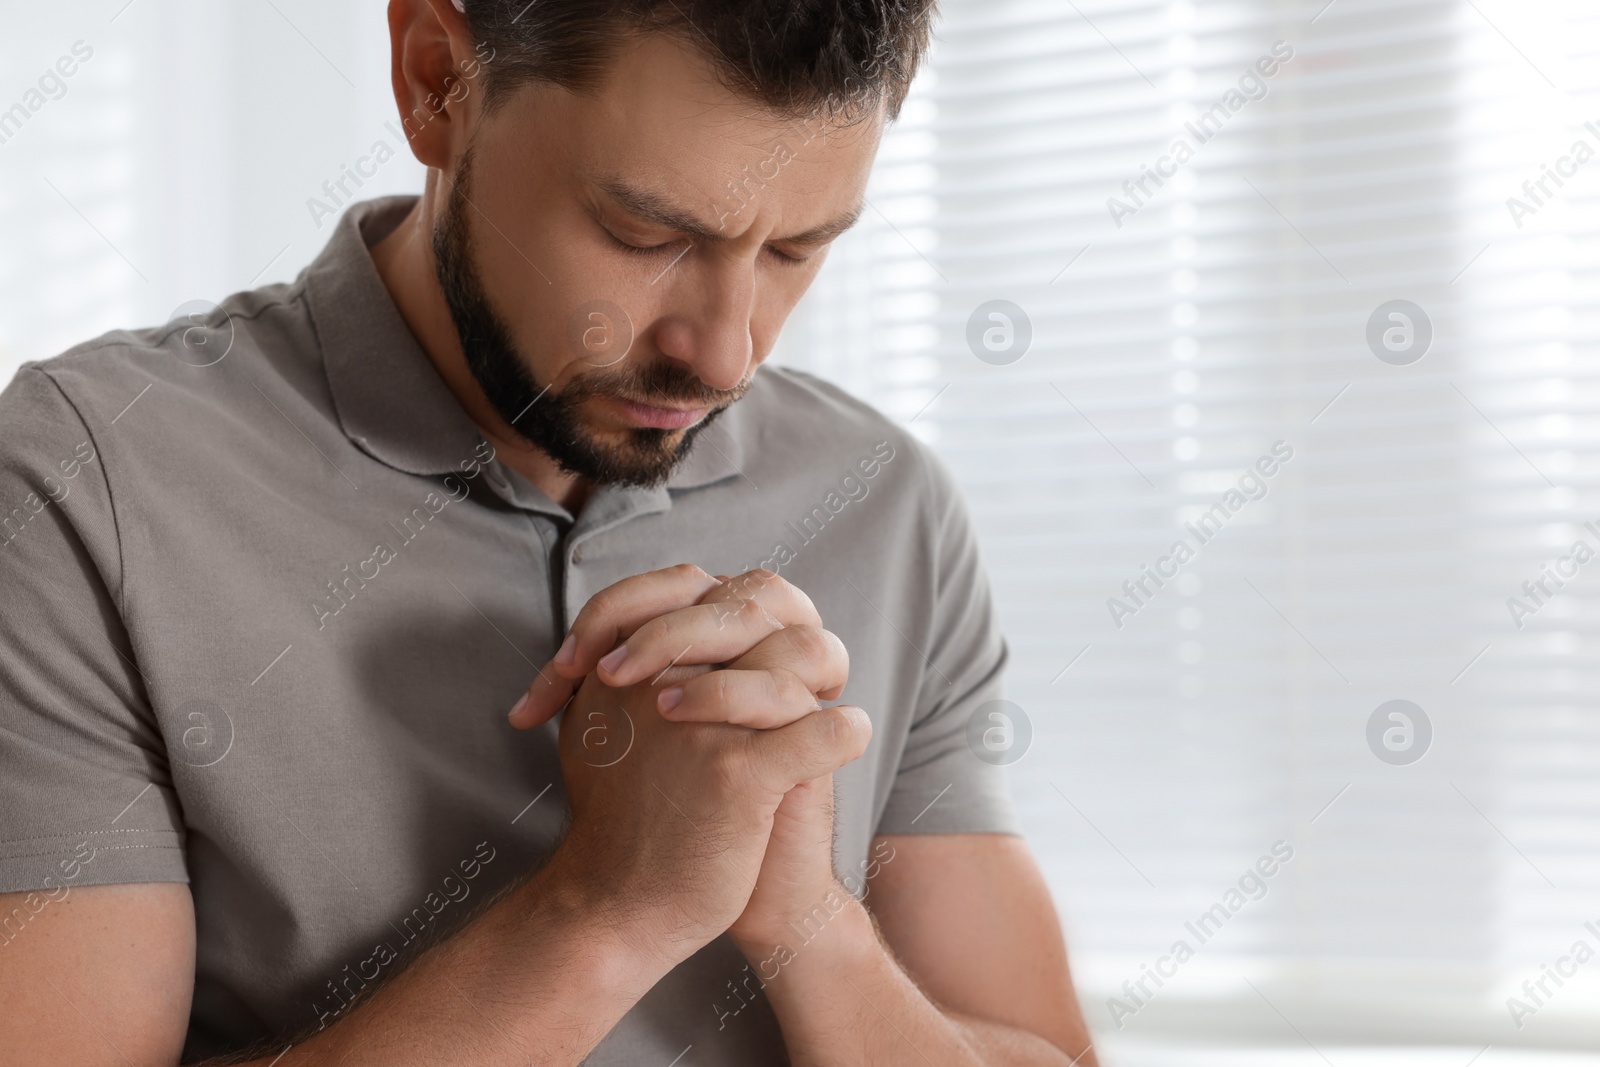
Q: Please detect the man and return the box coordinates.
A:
[0,0,1094,1062]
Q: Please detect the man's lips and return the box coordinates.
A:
[604,395,710,430]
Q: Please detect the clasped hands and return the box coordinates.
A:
[507,564,871,964]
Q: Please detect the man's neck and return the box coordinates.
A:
[368,189,594,517]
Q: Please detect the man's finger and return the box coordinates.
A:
[657,667,821,729]
[597,597,786,688]
[694,569,823,630]
[558,563,722,677]
[517,565,827,727]
[562,566,819,687]
[721,625,849,702]
[742,704,873,793]
[510,564,718,727]
[507,666,579,730]
[655,625,849,726]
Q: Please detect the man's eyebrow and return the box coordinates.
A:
[600,178,726,242]
[598,177,864,247]
[781,204,864,246]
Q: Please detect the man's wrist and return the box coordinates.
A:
[731,882,880,982]
[520,845,694,995]
[304,843,700,1064]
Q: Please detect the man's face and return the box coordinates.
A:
[435,31,884,487]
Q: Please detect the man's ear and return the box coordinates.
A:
[386,0,483,169]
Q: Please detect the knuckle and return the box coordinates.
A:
[703,670,736,710]
[579,586,622,625]
[740,567,781,588]
[821,628,850,672]
[670,562,712,584]
[810,711,846,759]
[638,612,677,644]
[773,668,817,709]
[725,568,779,602]
[707,740,749,789]
[759,669,789,711]
[742,566,780,591]
[734,594,768,625]
[786,624,832,662]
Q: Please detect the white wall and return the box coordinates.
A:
[0,0,422,380]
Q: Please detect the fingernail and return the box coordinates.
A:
[508,692,529,721]
[554,633,576,665]
[599,645,628,674]
[659,687,683,714]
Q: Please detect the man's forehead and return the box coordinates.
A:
[586,101,880,242]
[487,30,883,237]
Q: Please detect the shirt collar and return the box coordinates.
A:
[304,196,746,502]
[665,398,749,491]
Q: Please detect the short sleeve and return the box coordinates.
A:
[0,365,188,894]
[875,445,1021,837]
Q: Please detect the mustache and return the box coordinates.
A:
[563,359,749,409]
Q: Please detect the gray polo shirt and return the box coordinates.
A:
[0,196,1017,1064]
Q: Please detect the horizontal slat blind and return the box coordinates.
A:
[774,0,1600,1050]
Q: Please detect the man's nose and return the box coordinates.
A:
[650,256,755,393]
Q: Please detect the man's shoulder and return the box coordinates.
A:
[743,364,890,430]
[3,281,314,426]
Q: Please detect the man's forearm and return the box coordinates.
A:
[213,851,676,1066]
[744,890,1085,1067]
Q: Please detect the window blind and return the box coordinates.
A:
[773,0,1600,1053]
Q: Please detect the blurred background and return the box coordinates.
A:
[4,0,1599,1064]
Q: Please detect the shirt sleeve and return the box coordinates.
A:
[0,364,188,895]
[875,443,1022,837]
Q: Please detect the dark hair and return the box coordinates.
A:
[459,0,937,120]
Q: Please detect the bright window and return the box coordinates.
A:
[776,0,1600,1056]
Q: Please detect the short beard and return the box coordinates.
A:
[431,147,745,489]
